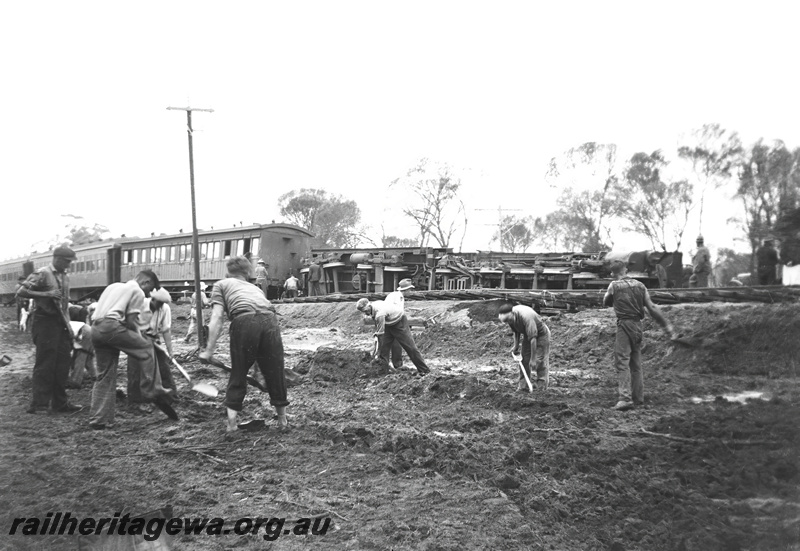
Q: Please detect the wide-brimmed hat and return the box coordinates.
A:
[199,281,208,291]
[150,288,172,303]
[397,278,415,291]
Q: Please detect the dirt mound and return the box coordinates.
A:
[2,300,799,551]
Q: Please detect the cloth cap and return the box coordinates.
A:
[150,288,172,303]
[397,278,415,291]
[356,298,370,311]
[53,246,77,259]
[696,235,704,243]
[610,260,627,274]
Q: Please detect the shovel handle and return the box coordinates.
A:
[511,352,534,393]
[201,356,268,393]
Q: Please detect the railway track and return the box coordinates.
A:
[274,285,800,314]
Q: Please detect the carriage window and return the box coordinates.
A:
[212,242,221,259]
[223,240,232,258]
[133,250,140,264]
[236,239,245,256]
[200,243,208,260]
[250,237,260,256]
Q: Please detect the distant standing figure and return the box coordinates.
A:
[284,273,299,299]
[756,239,780,285]
[15,276,28,327]
[308,260,323,296]
[603,260,677,411]
[184,282,209,342]
[199,256,288,432]
[690,235,712,287]
[498,303,551,390]
[254,260,269,297]
[16,246,82,414]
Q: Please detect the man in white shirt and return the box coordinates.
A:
[357,295,430,376]
[88,270,175,429]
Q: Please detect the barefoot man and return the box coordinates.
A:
[199,256,289,432]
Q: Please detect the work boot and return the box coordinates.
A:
[613,401,635,411]
[52,403,83,413]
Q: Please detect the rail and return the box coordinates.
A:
[273,285,800,315]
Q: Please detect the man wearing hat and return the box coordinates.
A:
[88,270,175,429]
[356,296,430,376]
[603,260,677,411]
[16,245,82,414]
[756,238,780,285]
[184,282,209,343]
[380,278,416,369]
[254,260,269,297]
[690,235,712,288]
[128,287,178,402]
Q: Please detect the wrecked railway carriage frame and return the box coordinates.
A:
[300,247,683,295]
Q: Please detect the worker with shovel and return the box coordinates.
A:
[199,256,289,432]
[88,270,177,429]
[128,287,178,400]
[604,260,678,411]
[498,303,551,391]
[356,297,430,376]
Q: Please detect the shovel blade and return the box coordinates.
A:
[191,382,219,398]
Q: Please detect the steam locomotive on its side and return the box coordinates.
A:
[0,223,314,303]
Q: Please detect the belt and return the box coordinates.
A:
[231,311,270,321]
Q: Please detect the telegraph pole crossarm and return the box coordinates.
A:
[167,105,213,347]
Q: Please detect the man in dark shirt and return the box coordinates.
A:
[756,239,780,285]
[16,246,82,414]
[308,260,323,296]
[603,260,677,411]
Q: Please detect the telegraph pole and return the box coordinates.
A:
[474,205,523,250]
[167,105,214,347]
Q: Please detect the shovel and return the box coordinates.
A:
[511,352,534,393]
[200,356,268,393]
[670,332,702,348]
[170,357,219,398]
[153,342,219,397]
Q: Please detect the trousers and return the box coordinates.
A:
[615,318,643,404]
[379,315,429,374]
[226,313,289,411]
[89,319,162,425]
[521,327,551,389]
[30,314,72,409]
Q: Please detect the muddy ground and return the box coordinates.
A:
[0,298,798,550]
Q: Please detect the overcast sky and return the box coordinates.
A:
[2,1,798,261]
